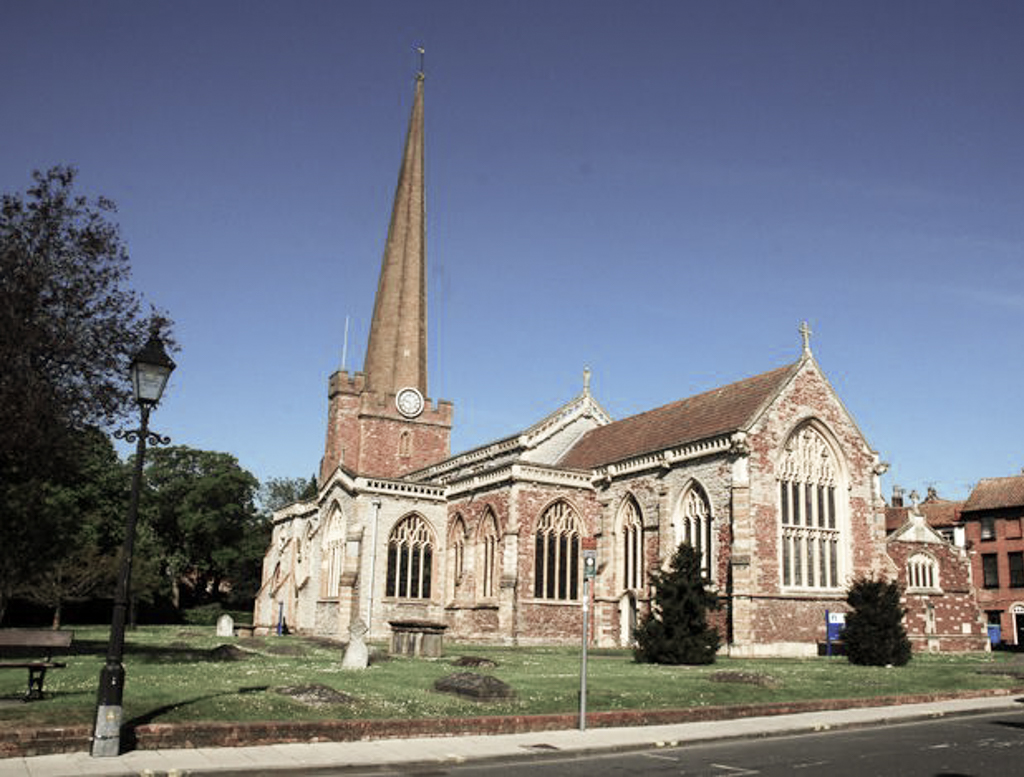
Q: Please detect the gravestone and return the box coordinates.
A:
[341,618,369,670]
[216,613,234,638]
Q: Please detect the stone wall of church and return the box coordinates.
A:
[590,455,735,648]
[513,482,601,645]
[443,490,512,642]
[320,370,452,481]
[738,361,889,654]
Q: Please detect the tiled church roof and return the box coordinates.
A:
[963,474,1024,513]
[559,361,800,470]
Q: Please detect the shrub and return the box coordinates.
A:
[843,576,912,666]
[633,543,721,665]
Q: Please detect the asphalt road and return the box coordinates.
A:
[354,709,1024,777]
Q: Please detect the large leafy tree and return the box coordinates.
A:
[0,166,171,623]
[14,427,127,627]
[257,474,319,515]
[633,543,721,665]
[843,576,912,667]
[143,446,266,611]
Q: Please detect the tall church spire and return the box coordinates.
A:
[363,72,427,397]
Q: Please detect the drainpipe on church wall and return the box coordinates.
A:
[367,499,382,637]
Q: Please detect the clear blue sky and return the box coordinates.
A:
[3,1,1022,501]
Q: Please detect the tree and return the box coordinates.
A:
[843,576,912,667]
[633,543,721,665]
[257,474,319,515]
[143,446,265,611]
[0,166,171,622]
[14,427,127,627]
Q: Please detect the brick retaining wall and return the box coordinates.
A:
[2,688,1022,759]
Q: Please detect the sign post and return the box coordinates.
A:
[579,541,598,731]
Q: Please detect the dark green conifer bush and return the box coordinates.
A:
[633,543,721,665]
[843,576,912,666]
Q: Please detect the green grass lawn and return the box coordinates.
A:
[2,625,1022,730]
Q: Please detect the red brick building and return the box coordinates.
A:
[960,474,1024,646]
[254,73,987,655]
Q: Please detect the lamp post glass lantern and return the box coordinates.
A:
[91,332,174,757]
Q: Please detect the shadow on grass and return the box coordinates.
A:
[121,685,269,748]
[68,639,263,664]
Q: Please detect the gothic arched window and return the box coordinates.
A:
[620,497,644,591]
[778,424,844,589]
[479,508,500,599]
[534,501,581,601]
[322,505,345,598]
[674,485,714,582]
[385,514,434,599]
[907,553,940,591]
[449,515,467,593]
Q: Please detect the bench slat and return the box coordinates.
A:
[0,629,74,649]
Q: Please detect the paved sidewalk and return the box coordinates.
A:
[2,695,1021,777]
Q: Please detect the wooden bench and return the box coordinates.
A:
[0,629,74,700]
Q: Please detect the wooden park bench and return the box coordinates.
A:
[0,629,74,701]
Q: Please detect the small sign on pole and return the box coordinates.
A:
[579,539,598,731]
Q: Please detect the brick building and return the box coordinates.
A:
[254,73,986,655]
[884,490,987,652]
[959,474,1024,645]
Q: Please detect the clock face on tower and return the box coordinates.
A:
[395,386,425,418]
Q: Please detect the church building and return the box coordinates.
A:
[254,73,988,656]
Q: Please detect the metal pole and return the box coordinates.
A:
[579,577,589,731]
[92,404,150,757]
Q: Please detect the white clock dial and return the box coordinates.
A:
[395,387,424,418]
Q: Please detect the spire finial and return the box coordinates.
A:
[415,45,425,79]
[583,367,591,396]
[799,321,812,355]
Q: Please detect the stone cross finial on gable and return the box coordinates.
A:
[799,321,813,355]
[909,490,920,508]
[583,367,591,396]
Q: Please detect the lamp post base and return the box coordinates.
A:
[91,703,123,756]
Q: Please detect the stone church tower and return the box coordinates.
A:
[320,72,452,482]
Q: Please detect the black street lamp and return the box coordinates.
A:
[91,332,175,757]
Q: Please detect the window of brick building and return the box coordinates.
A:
[1006,517,1023,540]
[386,514,434,599]
[907,553,940,591]
[321,505,345,598]
[534,501,581,601]
[621,497,644,591]
[1009,551,1024,588]
[675,486,714,582]
[479,509,499,599]
[981,516,996,541]
[982,553,1000,589]
[448,515,466,594]
[778,425,843,589]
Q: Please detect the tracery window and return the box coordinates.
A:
[907,553,940,591]
[675,485,714,582]
[534,501,581,601]
[479,509,499,598]
[322,506,344,598]
[620,497,644,590]
[778,424,843,589]
[385,514,434,599]
[449,515,467,592]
